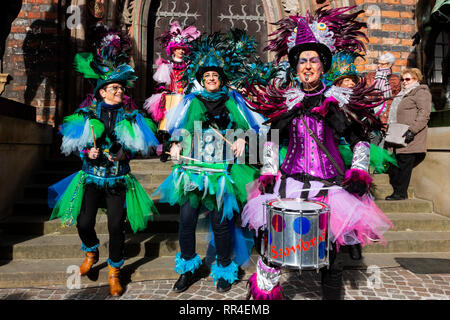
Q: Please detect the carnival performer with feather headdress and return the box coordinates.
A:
[152,30,271,293]
[143,21,201,148]
[241,6,393,300]
[48,26,160,297]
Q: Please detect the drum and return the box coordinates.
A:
[261,198,330,272]
[158,93,183,131]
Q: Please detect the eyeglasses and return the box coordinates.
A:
[105,85,125,93]
[401,77,412,82]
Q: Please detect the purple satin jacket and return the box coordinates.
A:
[281,114,345,179]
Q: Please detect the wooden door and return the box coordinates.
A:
[211,0,268,60]
[148,0,268,69]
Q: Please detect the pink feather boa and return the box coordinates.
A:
[247,273,284,300]
[343,168,373,188]
[311,96,338,117]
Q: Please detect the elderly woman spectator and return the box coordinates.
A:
[385,68,432,200]
[365,52,402,126]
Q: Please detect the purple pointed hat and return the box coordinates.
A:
[287,18,333,72]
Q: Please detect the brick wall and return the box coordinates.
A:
[2,0,64,126]
[353,0,418,74]
[1,0,420,127]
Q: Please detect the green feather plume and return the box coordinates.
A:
[74,52,100,79]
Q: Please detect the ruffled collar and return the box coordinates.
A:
[195,86,229,102]
[172,59,187,71]
[284,82,327,110]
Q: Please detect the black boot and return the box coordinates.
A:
[322,284,342,300]
[385,193,406,200]
[173,271,194,293]
[348,244,362,260]
[216,278,232,293]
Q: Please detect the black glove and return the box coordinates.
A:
[157,130,172,162]
[109,142,122,155]
[402,130,415,144]
[344,180,368,197]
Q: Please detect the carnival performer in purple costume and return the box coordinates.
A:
[242,6,393,300]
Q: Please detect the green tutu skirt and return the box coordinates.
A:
[152,163,259,222]
[49,170,158,233]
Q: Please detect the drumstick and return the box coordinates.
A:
[90,125,97,149]
[209,126,247,146]
[165,152,198,162]
[297,186,343,193]
[209,126,233,146]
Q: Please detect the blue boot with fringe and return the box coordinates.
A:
[209,259,239,293]
[173,252,202,293]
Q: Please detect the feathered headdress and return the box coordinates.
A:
[158,21,201,56]
[73,26,137,95]
[324,50,362,86]
[183,29,261,89]
[265,6,368,72]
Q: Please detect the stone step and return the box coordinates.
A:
[3,211,449,238]
[13,199,53,215]
[375,198,433,213]
[3,252,450,288]
[43,157,82,171]
[387,212,450,231]
[129,159,173,173]
[0,256,254,289]
[370,184,414,200]
[33,170,76,185]
[372,174,389,185]
[362,231,450,253]
[0,232,212,260]
[11,197,180,216]
[133,173,171,185]
[0,212,212,236]
[3,227,450,261]
[23,183,52,199]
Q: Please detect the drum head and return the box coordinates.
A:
[268,198,327,213]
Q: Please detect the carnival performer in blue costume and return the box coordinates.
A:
[48,27,160,296]
[152,30,271,293]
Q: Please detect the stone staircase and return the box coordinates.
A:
[0,158,449,288]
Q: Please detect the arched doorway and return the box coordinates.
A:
[128,0,272,105]
[146,0,269,96]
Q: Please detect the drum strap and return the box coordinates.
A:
[278,175,312,199]
[299,116,345,177]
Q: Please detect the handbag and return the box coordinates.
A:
[385,123,409,147]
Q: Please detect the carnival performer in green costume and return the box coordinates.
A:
[48,27,159,296]
[153,30,270,293]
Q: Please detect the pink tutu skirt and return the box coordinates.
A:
[241,177,393,248]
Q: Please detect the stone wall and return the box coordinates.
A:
[0,98,52,220]
[410,127,450,217]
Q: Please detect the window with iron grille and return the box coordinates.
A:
[430,31,448,84]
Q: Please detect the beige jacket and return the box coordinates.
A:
[394,84,431,154]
